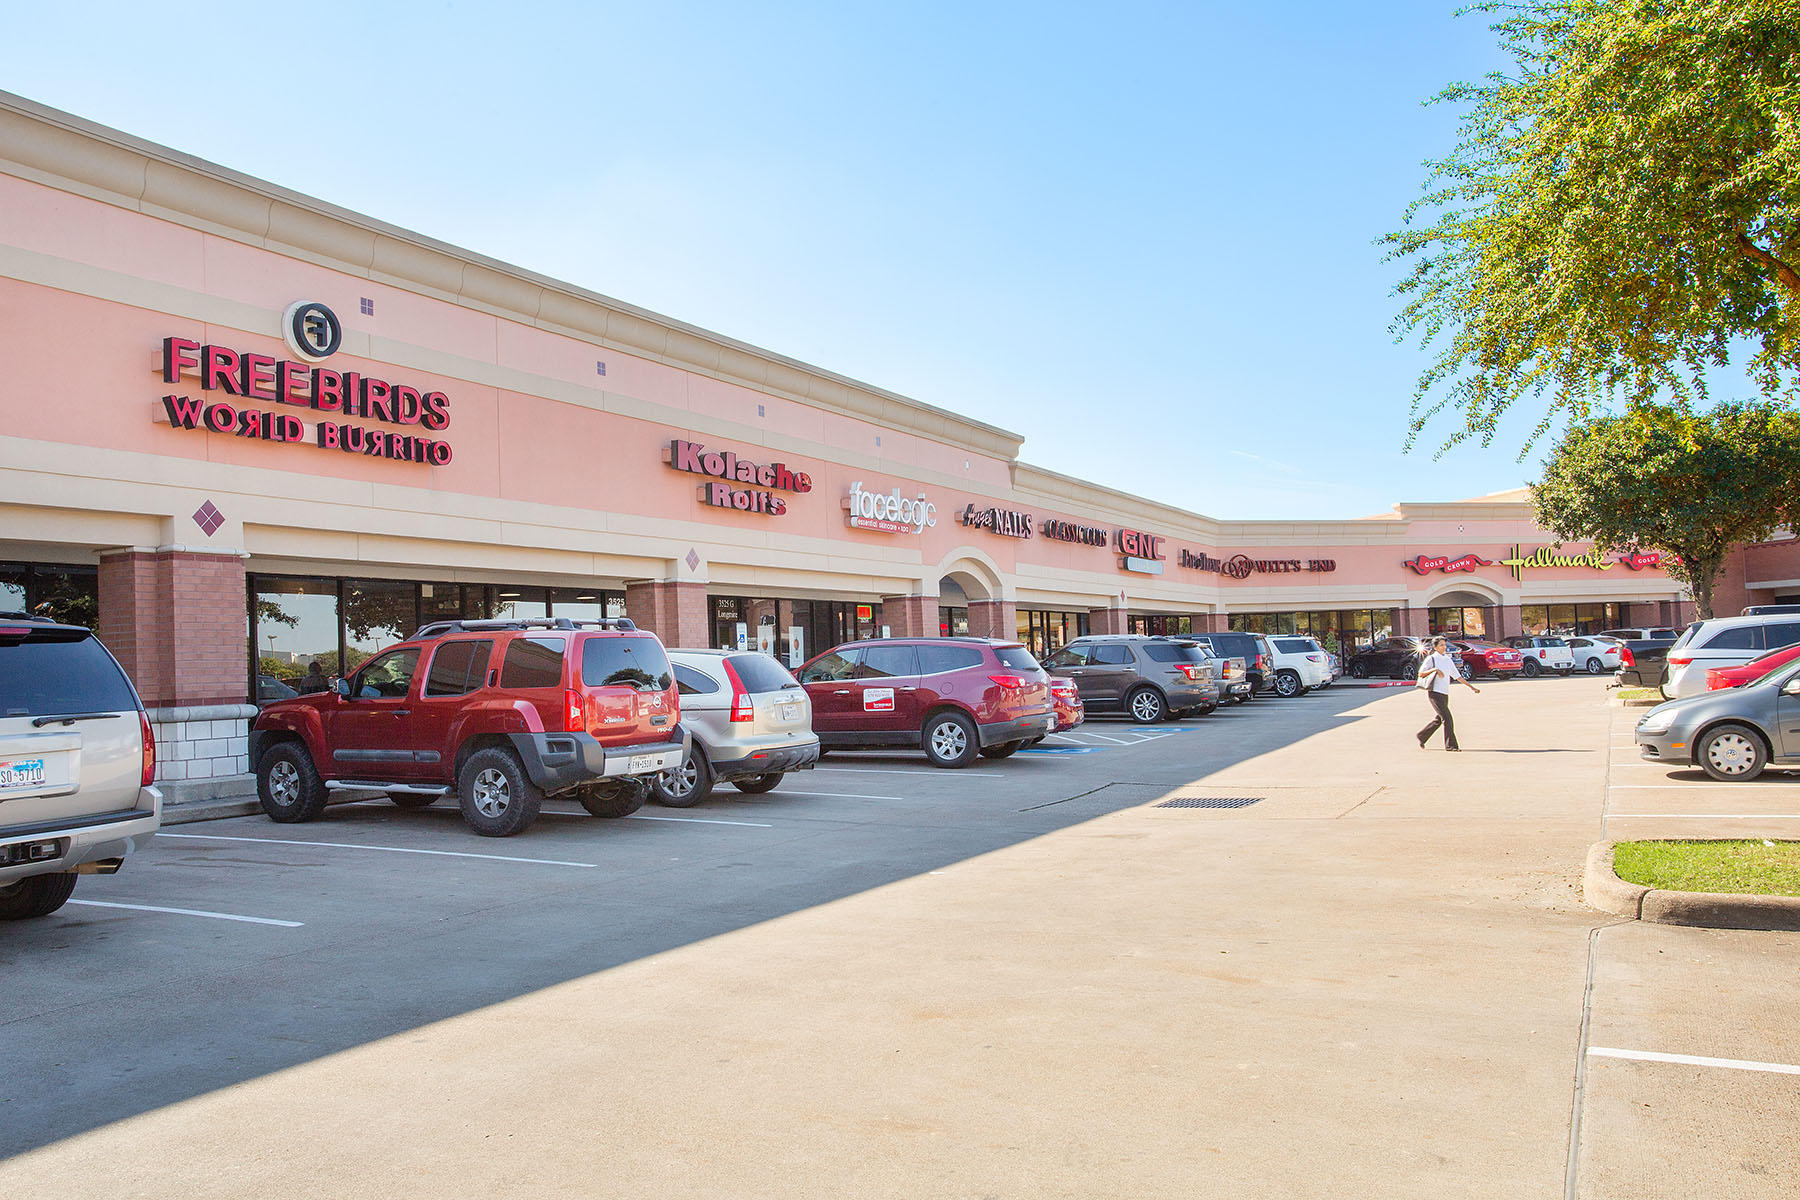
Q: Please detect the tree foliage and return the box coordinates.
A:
[1388,0,1800,453]
[1530,401,1800,615]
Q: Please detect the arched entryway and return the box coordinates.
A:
[1424,583,1506,640]
[932,550,1008,639]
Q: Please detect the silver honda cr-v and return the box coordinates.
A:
[652,649,821,806]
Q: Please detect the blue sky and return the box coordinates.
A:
[5,2,1553,519]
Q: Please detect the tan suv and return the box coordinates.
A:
[0,614,161,919]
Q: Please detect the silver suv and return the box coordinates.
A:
[653,649,821,806]
[1042,635,1221,723]
[1663,614,1800,699]
[1,614,161,919]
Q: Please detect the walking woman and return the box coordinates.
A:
[1417,636,1479,750]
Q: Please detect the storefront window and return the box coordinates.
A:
[940,607,969,637]
[421,582,494,627]
[1229,609,1389,657]
[709,596,879,669]
[1524,602,1625,636]
[343,579,418,672]
[1129,615,1193,636]
[1015,609,1088,659]
[1429,606,1487,638]
[547,587,626,624]
[0,561,97,626]
[251,577,341,705]
[494,586,548,620]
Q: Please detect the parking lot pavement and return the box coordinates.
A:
[3,677,1793,1196]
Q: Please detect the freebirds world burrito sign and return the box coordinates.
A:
[153,304,453,465]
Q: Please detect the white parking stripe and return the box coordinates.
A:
[1608,813,1800,819]
[629,814,773,828]
[158,832,595,868]
[813,768,983,778]
[772,790,905,800]
[1589,1047,1800,1076]
[1609,783,1800,789]
[65,899,303,927]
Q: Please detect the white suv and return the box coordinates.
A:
[1,615,161,919]
[1663,614,1800,699]
[1265,636,1331,697]
[1506,636,1576,677]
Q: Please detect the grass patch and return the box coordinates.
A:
[1615,687,1661,703]
[1613,840,1800,897]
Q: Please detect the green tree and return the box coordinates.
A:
[1530,401,1800,616]
[1388,0,1800,451]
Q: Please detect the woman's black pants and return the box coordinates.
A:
[1418,690,1457,749]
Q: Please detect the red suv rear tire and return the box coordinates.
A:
[458,747,543,837]
[921,710,979,768]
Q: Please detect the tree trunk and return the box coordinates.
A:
[1684,552,1723,620]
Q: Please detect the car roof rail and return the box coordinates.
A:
[411,615,638,639]
[0,610,56,623]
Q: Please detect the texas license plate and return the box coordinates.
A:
[628,754,658,773]
[0,757,46,790]
[780,703,800,723]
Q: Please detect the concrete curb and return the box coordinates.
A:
[1583,840,1800,931]
[160,790,387,826]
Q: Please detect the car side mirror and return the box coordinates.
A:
[1783,678,1800,697]
[334,678,351,698]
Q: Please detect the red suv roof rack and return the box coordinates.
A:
[410,616,638,639]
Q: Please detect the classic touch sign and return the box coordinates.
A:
[154,303,453,465]
[846,481,936,534]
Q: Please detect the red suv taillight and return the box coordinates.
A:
[563,689,584,733]
[1668,654,1693,667]
[139,710,155,787]
[1176,664,1203,681]
[988,673,1029,690]
[721,658,754,722]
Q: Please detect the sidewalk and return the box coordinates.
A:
[9,679,1792,1197]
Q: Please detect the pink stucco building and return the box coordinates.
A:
[0,92,1709,801]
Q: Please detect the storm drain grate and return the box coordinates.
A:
[1157,796,1264,809]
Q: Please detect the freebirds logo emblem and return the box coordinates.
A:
[845,481,936,534]
[282,300,342,361]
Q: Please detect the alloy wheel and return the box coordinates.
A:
[930,720,968,760]
[267,760,299,807]
[661,756,699,799]
[471,767,511,817]
[1131,690,1162,721]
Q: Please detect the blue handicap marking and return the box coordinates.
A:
[1018,746,1100,755]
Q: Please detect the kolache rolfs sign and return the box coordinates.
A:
[664,439,812,515]
[154,303,453,465]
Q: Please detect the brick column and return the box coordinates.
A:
[1087,606,1129,635]
[1626,602,1663,627]
[880,594,938,638]
[99,548,247,708]
[99,547,254,801]
[1396,606,1429,637]
[966,599,1017,640]
[1197,612,1229,633]
[625,580,710,648]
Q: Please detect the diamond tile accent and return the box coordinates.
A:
[192,501,224,537]
[685,548,701,572]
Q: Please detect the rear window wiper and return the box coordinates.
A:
[29,712,124,727]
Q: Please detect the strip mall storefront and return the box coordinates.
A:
[0,94,1695,801]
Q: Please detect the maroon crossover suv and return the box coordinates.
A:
[797,637,1054,767]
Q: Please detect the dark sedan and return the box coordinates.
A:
[1348,636,1465,681]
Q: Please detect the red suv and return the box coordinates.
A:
[250,617,686,836]
[797,638,1054,767]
